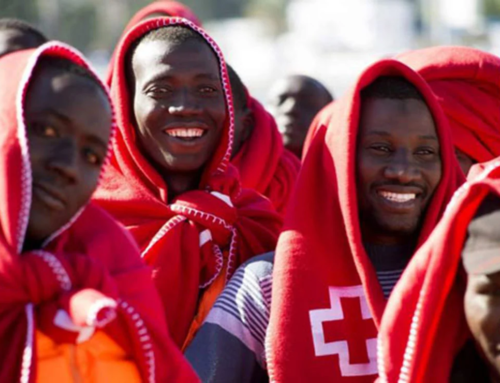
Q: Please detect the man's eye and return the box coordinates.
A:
[33,124,58,138]
[147,87,171,96]
[199,86,217,94]
[369,144,391,153]
[416,148,435,155]
[83,149,102,166]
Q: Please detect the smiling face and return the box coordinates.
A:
[130,36,226,178]
[356,98,442,245]
[24,63,112,250]
[465,271,500,379]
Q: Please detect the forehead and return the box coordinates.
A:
[132,38,220,83]
[26,66,111,141]
[359,98,437,138]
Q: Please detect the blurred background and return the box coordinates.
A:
[4,0,500,100]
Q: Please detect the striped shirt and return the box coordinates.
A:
[185,253,273,383]
[185,245,412,382]
[376,269,405,299]
[364,242,414,299]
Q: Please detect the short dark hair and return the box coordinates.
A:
[33,56,104,93]
[227,64,248,112]
[129,25,207,63]
[0,18,47,45]
[361,76,424,102]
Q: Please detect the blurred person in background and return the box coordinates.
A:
[105,0,201,85]
[302,101,334,159]
[227,65,300,216]
[267,74,333,159]
[396,46,500,177]
[0,18,47,58]
[94,18,281,351]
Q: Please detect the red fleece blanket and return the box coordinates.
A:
[302,101,334,159]
[378,159,500,382]
[232,96,300,216]
[396,46,500,164]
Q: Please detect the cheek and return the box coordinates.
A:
[423,162,442,193]
[76,168,101,206]
[465,292,500,343]
[356,155,380,188]
[208,96,227,129]
[134,94,163,131]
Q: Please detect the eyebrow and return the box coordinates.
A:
[364,130,438,140]
[144,72,220,86]
[194,73,220,81]
[45,108,108,151]
[86,135,108,152]
[45,107,72,124]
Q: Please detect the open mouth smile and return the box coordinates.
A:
[163,127,209,143]
[377,191,417,203]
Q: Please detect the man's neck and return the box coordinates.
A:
[163,170,202,202]
[361,230,416,246]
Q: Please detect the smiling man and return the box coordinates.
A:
[95,18,281,350]
[185,61,463,382]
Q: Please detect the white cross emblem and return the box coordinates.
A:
[309,285,378,377]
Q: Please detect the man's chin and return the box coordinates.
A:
[366,213,422,241]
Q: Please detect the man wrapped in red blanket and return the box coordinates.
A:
[95,18,281,349]
[0,43,198,382]
[267,60,464,382]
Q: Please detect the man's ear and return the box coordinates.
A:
[241,108,255,142]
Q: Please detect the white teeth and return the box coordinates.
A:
[165,128,204,138]
[378,191,416,203]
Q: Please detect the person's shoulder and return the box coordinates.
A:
[237,251,275,279]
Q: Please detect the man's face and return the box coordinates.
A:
[356,98,442,244]
[268,76,330,157]
[25,67,112,249]
[0,29,41,57]
[131,38,226,176]
[465,271,500,379]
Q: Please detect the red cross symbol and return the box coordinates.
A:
[309,285,378,377]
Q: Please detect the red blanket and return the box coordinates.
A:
[267,60,463,382]
[378,160,500,382]
[105,1,201,86]
[232,96,300,215]
[396,46,500,163]
[302,101,334,159]
[95,18,281,347]
[0,43,198,383]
